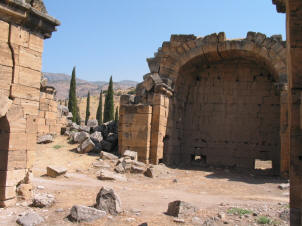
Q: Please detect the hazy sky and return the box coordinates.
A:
[43,1,285,82]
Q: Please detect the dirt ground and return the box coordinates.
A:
[0,136,289,226]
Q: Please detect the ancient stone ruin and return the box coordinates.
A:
[0,0,59,207]
[119,32,288,176]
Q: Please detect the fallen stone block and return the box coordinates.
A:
[71,122,80,131]
[90,131,103,143]
[87,119,98,128]
[98,169,127,182]
[32,193,55,208]
[122,150,138,161]
[167,201,197,218]
[17,212,44,226]
[95,187,122,215]
[131,165,146,174]
[100,151,118,161]
[37,134,53,144]
[70,205,106,222]
[78,138,95,153]
[74,131,89,144]
[46,166,67,178]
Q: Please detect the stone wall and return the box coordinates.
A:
[0,1,59,207]
[119,32,288,174]
[37,87,67,137]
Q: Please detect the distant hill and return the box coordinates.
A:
[43,72,138,100]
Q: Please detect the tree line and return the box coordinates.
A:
[68,66,119,125]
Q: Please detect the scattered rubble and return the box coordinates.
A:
[77,138,95,153]
[95,187,122,215]
[46,166,67,178]
[123,150,138,161]
[69,205,106,222]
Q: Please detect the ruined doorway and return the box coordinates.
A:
[172,55,281,173]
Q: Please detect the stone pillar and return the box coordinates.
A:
[149,90,171,164]
[286,0,302,224]
[118,98,153,163]
[0,1,59,207]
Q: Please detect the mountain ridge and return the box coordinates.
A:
[43,72,138,100]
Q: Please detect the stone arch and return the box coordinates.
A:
[148,32,286,88]
[145,32,287,173]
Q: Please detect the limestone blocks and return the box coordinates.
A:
[0,94,12,118]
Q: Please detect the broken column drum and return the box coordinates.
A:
[119,32,288,175]
[0,0,59,207]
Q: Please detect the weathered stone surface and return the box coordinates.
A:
[100,151,118,161]
[17,212,44,226]
[131,165,146,174]
[87,119,98,128]
[122,150,138,161]
[32,193,55,208]
[70,122,80,131]
[95,187,122,215]
[70,205,106,222]
[78,138,95,153]
[167,201,197,218]
[46,166,67,178]
[0,95,12,118]
[37,134,53,144]
[74,131,89,144]
[98,169,127,182]
[278,183,290,190]
[90,131,103,143]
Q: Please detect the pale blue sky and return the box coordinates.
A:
[43,1,285,82]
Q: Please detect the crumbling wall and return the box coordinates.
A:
[37,86,67,137]
[0,0,59,207]
[119,32,288,174]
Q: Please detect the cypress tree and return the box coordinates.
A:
[96,91,103,125]
[85,91,90,125]
[103,76,114,123]
[115,107,119,122]
[68,66,80,124]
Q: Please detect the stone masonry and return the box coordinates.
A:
[0,0,59,207]
[38,86,67,137]
[119,32,287,176]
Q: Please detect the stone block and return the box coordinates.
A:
[46,166,67,178]
[0,150,27,171]
[29,33,44,53]
[0,20,9,42]
[10,25,29,47]
[0,42,13,66]
[19,47,42,71]
[10,84,40,102]
[78,138,95,154]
